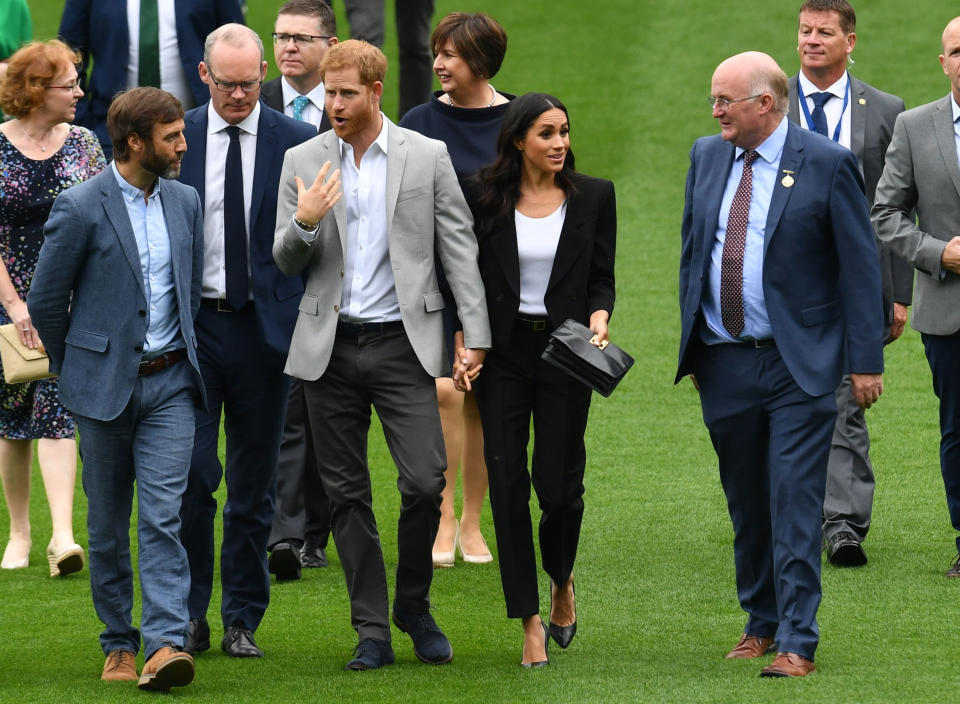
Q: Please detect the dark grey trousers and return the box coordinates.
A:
[303,326,445,641]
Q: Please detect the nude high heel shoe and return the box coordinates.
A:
[47,539,84,577]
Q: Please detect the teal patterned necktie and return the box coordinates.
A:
[292,95,310,121]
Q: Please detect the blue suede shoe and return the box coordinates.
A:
[345,638,395,670]
[391,607,453,664]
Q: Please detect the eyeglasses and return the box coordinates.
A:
[47,80,82,92]
[207,67,262,94]
[272,33,331,47]
[708,94,762,109]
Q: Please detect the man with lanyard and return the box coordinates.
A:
[787,0,909,568]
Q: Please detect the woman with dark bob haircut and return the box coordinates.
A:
[459,92,617,666]
[400,12,513,569]
[0,39,104,575]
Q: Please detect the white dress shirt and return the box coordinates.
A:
[798,70,851,150]
[202,101,260,300]
[338,114,398,322]
[281,77,326,130]
[125,0,193,107]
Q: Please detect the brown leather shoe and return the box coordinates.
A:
[101,650,137,681]
[726,633,775,659]
[760,652,816,677]
[137,646,195,691]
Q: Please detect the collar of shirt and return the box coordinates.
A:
[111,159,160,204]
[281,76,325,112]
[206,100,261,137]
[951,93,960,122]
[339,112,390,163]
[736,114,788,167]
[798,70,848,102]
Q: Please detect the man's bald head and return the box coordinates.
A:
[710,52,788,149]
[940,17,960,104]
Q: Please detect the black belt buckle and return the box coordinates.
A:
[217,299,234,313]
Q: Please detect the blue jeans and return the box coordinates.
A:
[77,361,196,660]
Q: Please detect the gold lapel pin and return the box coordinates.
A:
[859,98,866,105]
[781,170,795,188]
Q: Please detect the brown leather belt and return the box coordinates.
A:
[138,349,187,377]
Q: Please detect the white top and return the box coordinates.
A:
[798,70,851,150]
[125,0,193,108]
[338,114,399,322]
[201,101,260,299]
[515,202,565,316]
[281,77,326,129]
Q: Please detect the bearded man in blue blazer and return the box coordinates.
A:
[29,87,205,692]
[676,51,884,678]
[58,0,245,157]
[176,24,316,659]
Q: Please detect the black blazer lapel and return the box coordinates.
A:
[546,193,589,294]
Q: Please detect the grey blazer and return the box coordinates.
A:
[873,95,960,336]
[273,118,491,380]
[789,73,913,329]
[28,168,206,420]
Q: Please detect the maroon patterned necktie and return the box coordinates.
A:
[720,149,758,338]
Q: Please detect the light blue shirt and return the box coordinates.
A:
[702,115,788,344]
[951,94,960,172]
[111,161,181,357]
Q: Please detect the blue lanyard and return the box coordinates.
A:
[797,76,849,143]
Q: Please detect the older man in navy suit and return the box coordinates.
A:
[28,87,204,692]
[677,51,884,677]
[176,24,316,659]
[58,0,245,158]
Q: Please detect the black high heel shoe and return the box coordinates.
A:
[549,579,577,649]
[520,621,549,668]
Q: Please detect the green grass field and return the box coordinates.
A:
[3,0,959,701]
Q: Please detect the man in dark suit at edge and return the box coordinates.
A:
[176,23,316,659]
[786,0,911,568]
[677,51,884,677]
[58,0,245,157]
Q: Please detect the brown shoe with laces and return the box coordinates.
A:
[760,652,816,677]
[947,554,960,577]
[137,646,194,691]
[726,632,776,659]
[101,650,138,681]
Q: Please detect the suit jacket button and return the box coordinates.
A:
[495,294,503,302]
[334,304,339,312]
[134,345,143,353]
[340,270,344,277]
[138,310,146,317]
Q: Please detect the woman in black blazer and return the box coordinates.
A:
[457,93,616,667]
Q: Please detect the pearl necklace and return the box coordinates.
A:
[18,122,54,152]
[447,84,497,108]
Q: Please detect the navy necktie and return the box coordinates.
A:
[810,92,831,137]
[224,126,248,310]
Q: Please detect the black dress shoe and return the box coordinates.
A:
[184,618,210,654]
[345,638,394,670]
[221,626,263,658]
[549,579,577,648]
[300,537,328,568]
[269,541,302,581]
[825,531,867,567]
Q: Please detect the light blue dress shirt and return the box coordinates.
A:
[111,161,181,357]
[701,115,788,344]
[951,94,960,172]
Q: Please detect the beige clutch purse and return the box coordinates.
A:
[0,323,56,384]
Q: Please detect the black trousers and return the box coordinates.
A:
[303,325,445,641]
[268,378,331,550]
[474,322,592,619]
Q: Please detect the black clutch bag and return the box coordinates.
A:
[540,319,634,397]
